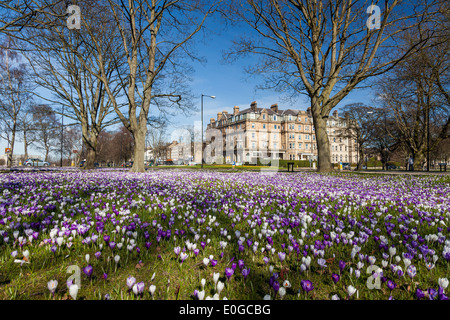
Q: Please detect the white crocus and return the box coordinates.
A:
[438,278,449,290]
[69,284,79,300]
[217,281,224,295]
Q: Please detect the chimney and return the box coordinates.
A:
[307,107,311,116]
[217,112,222,120]
[250,101,257,112]
[333,110,338,118]
[271,103,278,113]
[233,105,239,115]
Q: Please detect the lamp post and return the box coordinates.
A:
[201,94,215,169]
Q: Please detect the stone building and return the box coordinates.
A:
[205,101,358,164]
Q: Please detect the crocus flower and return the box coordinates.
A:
[217,281,224,295]
[242,268,250,280]
[406,265,417,279]
[347,285,357,297]
[301,280,314,293]
[387,280,397,290]
[438,278,449,290]
[149,285,156,297]
[69,284,79,300]
[416,288,425,300]
[126,276,136,290]
[225,268,234,280]
[47,280,58,295]
[331,273,340,284]
[83,265,93,278]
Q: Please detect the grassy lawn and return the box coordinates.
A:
[0,169,449,300]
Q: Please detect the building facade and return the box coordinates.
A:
[205,101,358,164]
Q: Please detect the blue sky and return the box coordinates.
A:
[1,10,376,158]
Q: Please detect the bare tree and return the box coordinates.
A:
[223,0,441,172]
[19,0,126,169]
[72,0,219,172]
[0,0,65,35]
[29,104,59,161]
[376,22,449,168]
[338,103,378,170]
[0,37,34,166]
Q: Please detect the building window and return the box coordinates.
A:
[305,134,310,140]
[298,143,302,149]
[340,145,342,151]
[298,125,302,130]
[305,144,309,149]
[273,115,277,121]
[263,124,266,129]
[274,124,277,129]
[252,133,255,138]
[263,114,266,120]
[298,134,302,140]
[273,134,277,139]
[252,142,256,149]
[252,123,255,129]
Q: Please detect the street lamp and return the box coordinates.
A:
[201,94,215,169]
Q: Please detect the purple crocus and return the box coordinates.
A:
[428,288,438,300]
[83,265,93,278]
[238,259,245,270]
[273,281,280,293]
[242,268,250,280]
[103,235,110,243]
[278,252,286,262]
[95,251,101,259]
[225,267,234,281]
[331,273,340,284]
[301,280,314,293]
[387,280,396,290]
[339,260,346,272]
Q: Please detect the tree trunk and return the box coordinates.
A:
[131,128,146,173]
[8,126,16,168]
[84,134,98,169]
[312,110,333,172]
[23,129,28,160]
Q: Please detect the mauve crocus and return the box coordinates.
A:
[104,235,110,242]
[301,280,314,293]
[278,252,286,262]
[273,281,280,293]
[331,273,340,284]
[225,267,234,280]
[387,280,396,290]
[242,268,250,280]
[95,251,101,259]
[428,288,438,300]
[83,265,93,278]
[238,259,245,270]
[104,293,110,300]
[211,259,218,267]
[416,288,425,300]
[339,260,346,272]
[103,273,108,280]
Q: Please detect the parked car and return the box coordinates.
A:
[387,165,397,170]
[24,158,50,167]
